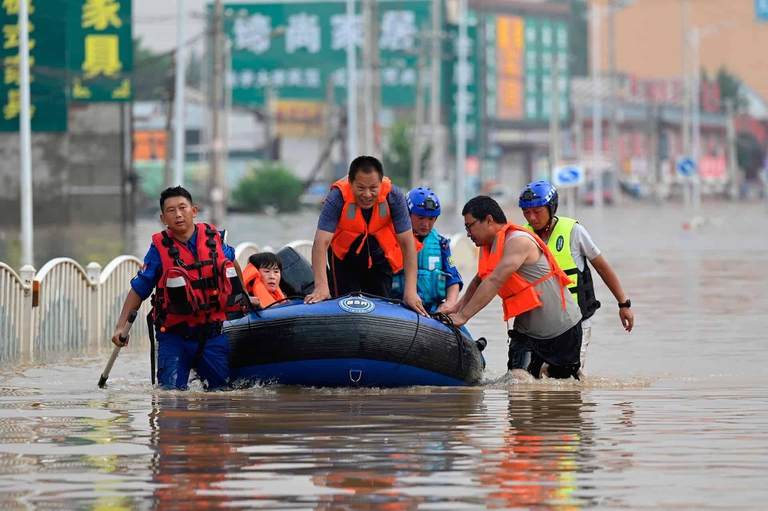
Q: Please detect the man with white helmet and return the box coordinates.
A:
[519,180,634,373]
[391,187,463,313]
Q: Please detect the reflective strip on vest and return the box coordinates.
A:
[525,216,600,320]
[167,276,186,288]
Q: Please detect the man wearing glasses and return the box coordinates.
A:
[390,187,463,313]
[444,195,583,380]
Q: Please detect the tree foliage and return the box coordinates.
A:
[133,38,202,100]
[232,162,304,213]
[716,66,748,113]
[133,37,173,101]
[382,118,431,190]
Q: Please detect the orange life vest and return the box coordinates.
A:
[242,263,286,307]
[151,223,238,329]
[478,223,572,321]
[330,177,404,272]
[413,233,425,253]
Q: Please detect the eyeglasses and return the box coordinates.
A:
[464,219,480,232]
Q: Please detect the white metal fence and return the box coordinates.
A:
[0,234,478,364]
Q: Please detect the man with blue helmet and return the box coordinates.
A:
[391,187,463,313]
[519,180,634,373]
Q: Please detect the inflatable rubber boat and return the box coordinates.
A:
[225,294,486,388]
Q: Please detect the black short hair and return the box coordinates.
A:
[248,252,282,271]
[348,155,384,182]
[461,195,507,224]
[160,186,194,212]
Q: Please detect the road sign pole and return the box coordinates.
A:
[19,0,33,267]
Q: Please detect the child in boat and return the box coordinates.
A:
[243,252,286,309]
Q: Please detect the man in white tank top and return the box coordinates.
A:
[445,196,583,380]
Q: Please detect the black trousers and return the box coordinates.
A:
[507,321,583,379]
[327,247,393,298]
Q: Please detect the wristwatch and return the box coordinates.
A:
[618,299,631,309]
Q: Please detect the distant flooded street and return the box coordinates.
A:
[2,200,768,508]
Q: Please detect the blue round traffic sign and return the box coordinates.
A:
[557,167,581,184]
[677,157,696,177]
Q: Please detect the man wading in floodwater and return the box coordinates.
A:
[444,196,583,380]
[111,186,254,390]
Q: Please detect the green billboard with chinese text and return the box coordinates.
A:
[68,0,133,102]
[0,0,67,132]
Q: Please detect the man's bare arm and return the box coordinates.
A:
[305,229,334,303]
[449,236,537,326]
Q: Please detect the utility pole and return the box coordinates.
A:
[362,0,375,155]
[573,101,583,162]
[411,25,428,189]
[163,79,174,189]
[371,0,381,156]
[210,0,225,225]
[19,0,33,266]
[573,103,584,215]
[325,74,337,185]
[646,102,659,199]
[200,36,210,179]
[549,54,560,171]
[607,0,620,205]
[590,4,604,209]
[691,26,701,215]
[224,40,232,174]
[681,0,691,158]
[345,0,358,161]
[551,54,571,217]
[725,97,738,201]
[429,0,442,189]
[265,83,277,159]
[173,0,187,186]
[455,0,468,206]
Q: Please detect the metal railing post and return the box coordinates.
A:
[19,265,35,361]
[86,262,102,348]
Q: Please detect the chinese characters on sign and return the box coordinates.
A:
[0,0,67,131]
[492,16,568,122]
[224,1,570,147]
[448,17,481,156]
[225,1,430,108]
[68,0,133,102]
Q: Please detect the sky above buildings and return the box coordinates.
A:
[134,0,207,52]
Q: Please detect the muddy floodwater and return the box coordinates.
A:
[1,201,767,509]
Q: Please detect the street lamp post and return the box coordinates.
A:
[173,0,187,187]
[688,19,737,216]
[590,4,604,210]
[346,0,358,160]
[19,0,33,266]
[455,0,468,207]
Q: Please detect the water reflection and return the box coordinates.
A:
[470,390,596,509]
[149,394,249,509]
[138,387,629,509]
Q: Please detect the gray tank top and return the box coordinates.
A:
[507,231,582,339]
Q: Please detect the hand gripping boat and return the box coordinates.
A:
[225,294,486,388]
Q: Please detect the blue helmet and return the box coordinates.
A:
[406,187,441,217]
[519,180,559,216]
